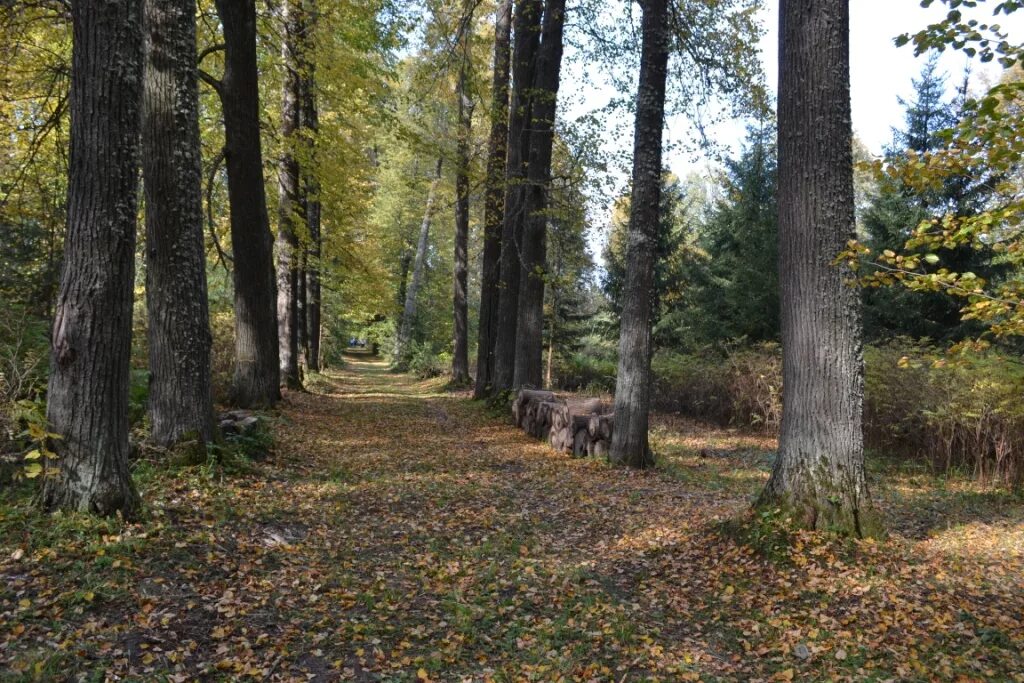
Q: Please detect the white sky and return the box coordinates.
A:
[565,0,1023,262]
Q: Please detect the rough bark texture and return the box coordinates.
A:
[215,0,281,408]
[42,0,143,517]
[452,36,474,386]
[759,0,878,537]
[473,0,512,398]
[512,0,566,391]
[142,0,215,448]
[395,159,443,362]
[276,0,304,390]
[302,45,322,372]
[491,0,542,393]
[608,0,669,469]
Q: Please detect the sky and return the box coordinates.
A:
[566,0,1023,261]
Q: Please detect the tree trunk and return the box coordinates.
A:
[276,0,304,391]
[215,0,281,408]
[302,28,322,372]
[758,0,878,537]
[142,0,215,448]
[395,158,443,363]
[452,25,474,386]
[474,0,512,398]
[491,0,542,393]
[512,0,566,391]
[42,0,143,517]
[608,0,669,469]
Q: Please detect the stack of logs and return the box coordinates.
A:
[512,389,615,458]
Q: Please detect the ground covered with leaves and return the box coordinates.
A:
[2,356,1023,681]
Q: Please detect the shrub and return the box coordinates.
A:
[865,342,1024,487]
[406,341,449,379]
[650,345,782,431]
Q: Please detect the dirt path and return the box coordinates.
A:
[2,356,1022,681]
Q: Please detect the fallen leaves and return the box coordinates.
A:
[0,357,1022,681]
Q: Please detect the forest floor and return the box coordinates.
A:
[2,355,1024,682]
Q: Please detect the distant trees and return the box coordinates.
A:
[861,58,1001,343]
[758,0,877,536]
[42,0,143,516]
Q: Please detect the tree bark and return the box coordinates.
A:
[452,18,475,386]
[474,0,512,398]
[395,158,443,362]
[276,0,304,390]
[142,0,215,448]
[214,0,281,408]
[301,27,322,372]
[608,0,669,469]
[42,0,143,517]
[491,0,542,394]
[758,0,878,537]
[512,0,566,391]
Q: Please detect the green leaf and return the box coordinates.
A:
[24,463,43,479]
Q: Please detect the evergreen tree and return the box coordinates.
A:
[862,58,999,343]
[691,124,779,345]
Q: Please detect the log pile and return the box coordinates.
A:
[511,390,614,458]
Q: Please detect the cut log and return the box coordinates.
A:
[510,389,615,460]
[513,388,557,429]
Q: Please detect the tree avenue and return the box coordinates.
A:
[7,0,1024,675]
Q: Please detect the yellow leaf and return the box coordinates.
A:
[417,668,430,681]
[23,463,42,478]
[24,450,41,461]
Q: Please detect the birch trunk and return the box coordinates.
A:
[395,158,443,362]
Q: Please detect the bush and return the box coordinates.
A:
[406,341,450,379]
[1,307,49,478]
[650,345,782,431]
[865,342,1024,487]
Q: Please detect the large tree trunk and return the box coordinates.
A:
[302,27,322,372]
[512,0,566,391]
[491,0,542,393]
[276,0,304,391]
[42,0,143,517]
[758,0,878,537]
[142,0,215,448]
[452,21,475,386]
[395,158,443,363]
[215,0,281,408]
[473,0,512,398]
[608,0,669,469]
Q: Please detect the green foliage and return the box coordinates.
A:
[860,57,1001,343]
[406,340,451,379]
[865,341,1024,487]
[687,124,779,346]
[847,2,1024,339]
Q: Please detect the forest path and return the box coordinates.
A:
[3,356,1023,681]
